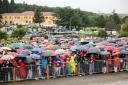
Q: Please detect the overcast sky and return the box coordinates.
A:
[14,0,128,14]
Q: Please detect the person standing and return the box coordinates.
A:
[89,54,96,75]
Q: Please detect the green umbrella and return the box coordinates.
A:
[100,51,110,55]
[0,54,3,58]
[9,43,20,49]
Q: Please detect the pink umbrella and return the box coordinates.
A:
[16,47,24,54]
[102,42,110,46]
[0,59,4,63]
[106,46,116,51]
[1,55,15,60]
[7,52,17,56]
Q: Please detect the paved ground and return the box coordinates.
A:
[2,72,128,85]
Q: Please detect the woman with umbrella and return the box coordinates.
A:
[89,54,96,75]
[17,59,26,79]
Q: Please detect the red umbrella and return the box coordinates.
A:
[106,46,116,51]
[102,42,110,46]
[0,59,4,63]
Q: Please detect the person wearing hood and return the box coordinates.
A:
[40,56,48,76]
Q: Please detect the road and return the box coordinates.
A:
[2,72,128,85]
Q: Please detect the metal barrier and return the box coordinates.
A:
[0,58,128,82]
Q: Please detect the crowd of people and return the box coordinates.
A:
[0,37,128,82]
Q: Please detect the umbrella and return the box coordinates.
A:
[20,49,32,56]
[1,47,11,50]
[0,59,4,63]
[32,48,41,52]
[80,46,88,51]
[55,49,66,55]
[1,55,15,60]
[25,55,33,63]
[120,50,128,54]
[106,46,116,51]
[30,54,41,59]
[101,41,110,46]
[87,47,100,54]
[100,51,110,55]
[7,52,17,56]
[44,50,55,56]
[70,46,76,51]
[9,43,21,49]
[0,54,3,58]
[0,48,3,53]
[15,54,26,59]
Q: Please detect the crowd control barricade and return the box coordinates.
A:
[0,58,128,83]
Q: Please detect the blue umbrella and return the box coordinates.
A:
[32,48,41,52]
[120,50,128,54]
[20,49,32,56]
[15,54,26,59]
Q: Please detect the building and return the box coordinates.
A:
[1,11,57,27]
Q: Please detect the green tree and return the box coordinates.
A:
[3,0,9,13]
[33,8,44,27]
[70,10,83,30]
[0,14,2,27]
[10,0,15,12]
[97,15,106,28]
[0,0,3,14]
[0,30,8,41]
[121,19,128,32]
[97,29,108,38]
[11,27,27,39]
[55,7,74,27]
[122,16,128,23]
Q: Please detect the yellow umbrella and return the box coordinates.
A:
[1,47,11,50]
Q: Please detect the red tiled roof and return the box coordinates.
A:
[2,11,54,16]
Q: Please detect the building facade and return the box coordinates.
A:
[1,11,57,27]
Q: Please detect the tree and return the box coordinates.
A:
[33,8,44,27]
[2,0,9,13]
[11,26,27,39]
[110,13,120,24]
[97,15,106,28]
[0,14,2,26]
[121,19,128,32]
[0,30,8,41]
[55,7,74,27]
[70,11,83,30]
[122,16,128,23]
[10,0,15,12]
[0,0,3,14]
[97,29,108,38]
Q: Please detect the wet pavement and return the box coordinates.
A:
[2,72,128,85]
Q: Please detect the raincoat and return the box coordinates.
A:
[69,56,76,73]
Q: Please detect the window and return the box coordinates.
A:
[5,21,7,24]
[5,16,7,19]
[26,20,28,23]
[10,16,11,19]
[10,21,12,24]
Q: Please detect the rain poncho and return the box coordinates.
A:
[66,58,72,74]
[69,56,76,73]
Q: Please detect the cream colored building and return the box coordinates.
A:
[2,11,57,27]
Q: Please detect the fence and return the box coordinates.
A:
[0,58,128,82]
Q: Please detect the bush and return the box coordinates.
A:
[11,27,27,39]
[64,34,80,38]
[40,33,48,39]
[118,31,128,37]
[0,30,8,41]
[97,29,108,38]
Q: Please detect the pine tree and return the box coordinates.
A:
[10,0,15,12]
[3,0,9,13]
[33,8,44,27]
[0,0,3,14]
